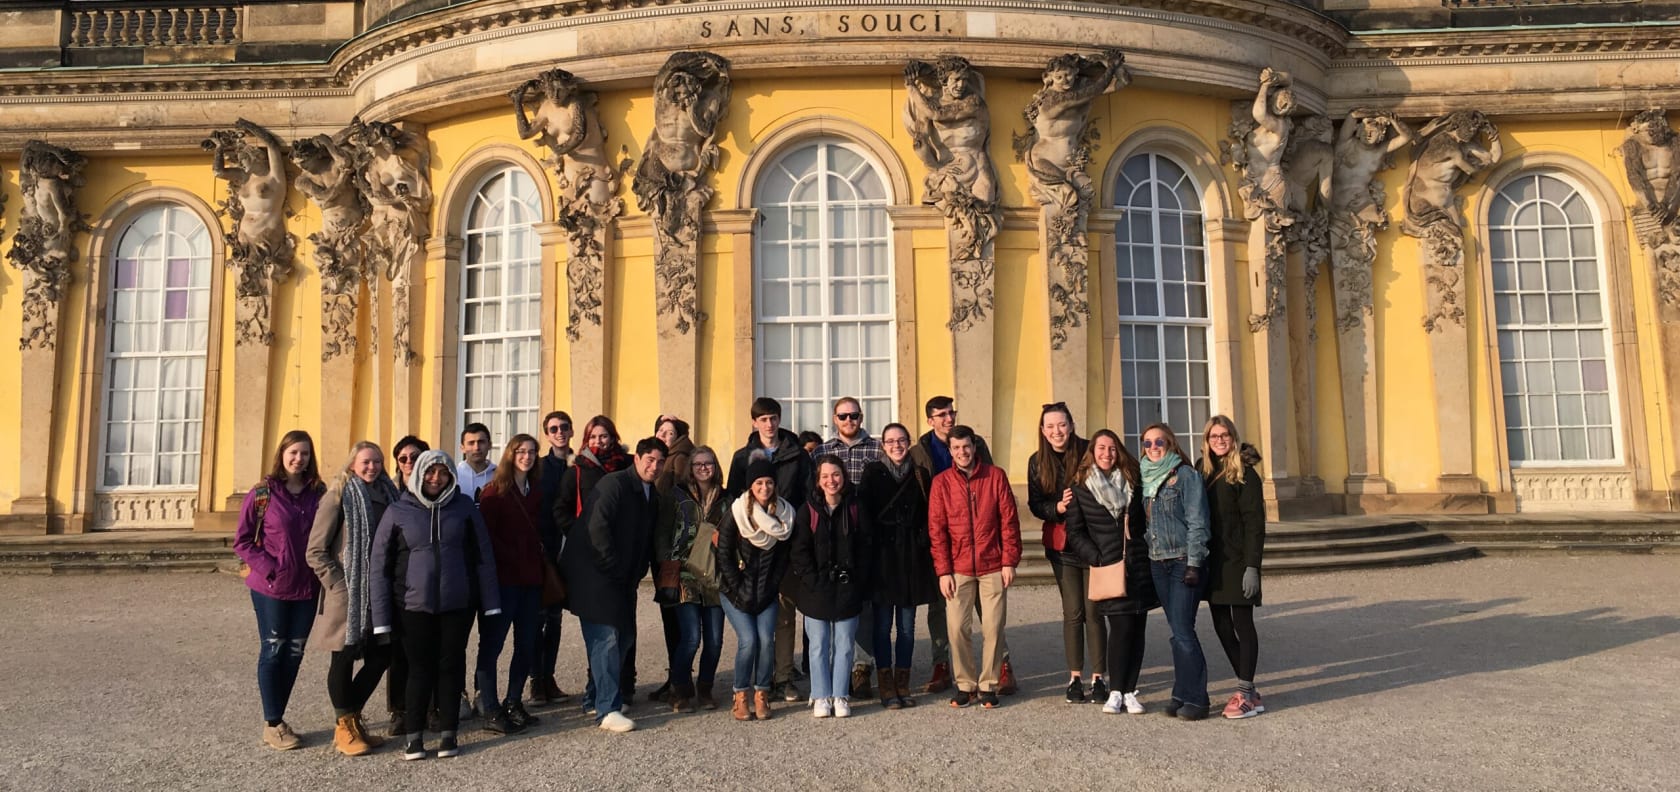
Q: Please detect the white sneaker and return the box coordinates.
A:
[1101,691,1125,714]
[813,698,833,718]
[598,711,636,733]
[1123,690,1145,714]
[833,697,851,718]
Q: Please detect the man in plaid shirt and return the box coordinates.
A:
[812,396,882,484]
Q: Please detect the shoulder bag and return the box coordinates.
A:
[1087,511,1130,601]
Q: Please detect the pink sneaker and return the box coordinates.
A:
[1223,690,1263,719]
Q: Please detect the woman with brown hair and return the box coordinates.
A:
[1137,422,1211,720]
[655,444,729,712]
[1062,429,1157,715]
[1025,402,1103,704]
[474,433,548,735]
[233,430,325,750]
[1198,415,1267,719]
[307,440,400,755]
[554,415,636,709]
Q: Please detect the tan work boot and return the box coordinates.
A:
[334,714,373,756]
[753,689,773,720]
[731,691,752,721]
[350,713,384,749]
[262,720,303,751]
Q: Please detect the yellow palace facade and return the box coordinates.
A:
[1,0,1677,533]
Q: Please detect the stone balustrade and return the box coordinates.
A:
[66,5,241,49]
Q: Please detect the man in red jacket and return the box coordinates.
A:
[927,425,1022,709]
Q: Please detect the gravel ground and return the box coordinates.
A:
[1,555,1675,791]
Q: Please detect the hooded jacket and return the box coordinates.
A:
[1200,444,1266,606]
[725,428,815,511]
[370,450,502,632]
[234,475,326,602]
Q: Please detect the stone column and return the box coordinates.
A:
[293,126,369,468]
[1620,110,1680,506]
[1285,247,1321,495]
[421,234,462,442]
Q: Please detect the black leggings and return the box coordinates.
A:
[326,641,392,716]
[1209,604,1259,683]
[399,609,474,735]
[1103,613,1146,693]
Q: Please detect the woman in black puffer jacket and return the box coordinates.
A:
[1197,415,1267,720]
[716,459,793,721]
[1063,429,1157,716]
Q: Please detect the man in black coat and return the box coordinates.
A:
[564,436,666,734]
[532,410,573,704]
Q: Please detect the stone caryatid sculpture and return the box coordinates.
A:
[905,56,999,331]
[512,68,629,341]
[1283,114,1334,334]
[1015,49,1129,349]
[632,51,731,337]
[1330,109,1413,331]
[292,129,369,361]
[207,120,296,346]
[6,141,89,350]
[1221,68,1295,331]
[1622,109,1680,313]
[1403,110,1502,332]
[349,116,431,364]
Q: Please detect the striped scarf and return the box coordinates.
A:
[339,474,396,646]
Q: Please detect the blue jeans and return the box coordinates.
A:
[871,604,917,670]
[1152,558,1209,710]
[805,615,860,701]
[250,590,315,723]
[720,598,778,692]
[578,619,631,722]
[671,603,724,695]
[475,585,542,711]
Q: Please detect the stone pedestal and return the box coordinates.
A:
[8,345,59,532]
[1042,209,1089,417]
[228,294,273,504]
[655,234,702,424]
[553,218,610,423]
[1286,247,1318,490]
[949,233,997,442]
[1248,222,1296,498]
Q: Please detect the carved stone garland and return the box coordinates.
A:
[207,120,297,347]
[292,130,370,362]
[350,116,431,366]
[7,141,89,351]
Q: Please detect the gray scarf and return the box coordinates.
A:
[885,456,914,482]
[1085,465,1132,523]
[339,473,397,646]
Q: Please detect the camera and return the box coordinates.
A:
[827,567,851,585]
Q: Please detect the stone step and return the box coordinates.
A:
[1255,543,1481,574]
[1264,530,1453,559]
[1267,519,1427,543]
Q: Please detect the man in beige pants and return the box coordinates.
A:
[926,426,1023,709]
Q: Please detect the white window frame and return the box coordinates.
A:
[1488,170,1622,468]
[97,203,212,493]
[752,138,896,437]
[1112,151,1217,451]
[455,166,543,454]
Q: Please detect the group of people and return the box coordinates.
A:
[232,394,1268,760]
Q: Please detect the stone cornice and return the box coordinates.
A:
[1338,25,1680,67]
[0,67,341,99]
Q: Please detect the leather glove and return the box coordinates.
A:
[1242,567,1260,599]
[375,633,393,647]
[1182,566,1200,587]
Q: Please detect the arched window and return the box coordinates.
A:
[458,167,542,450]
[100,204,212,490]
[1489,171,1618,464]
[754,139,894,435]
[1112,152,1213,450]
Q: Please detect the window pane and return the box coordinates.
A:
[460,168,543,457]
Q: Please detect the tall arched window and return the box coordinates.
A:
[100,204,212,490]
[1489,171,1618,464]
[1112,152,1213,450]
[458,167,542,449]
[754,139,894,435]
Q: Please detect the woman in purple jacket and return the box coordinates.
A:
[233,430,326,751]
[371,449,501,761]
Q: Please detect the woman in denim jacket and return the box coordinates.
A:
[1137,423,1212,720]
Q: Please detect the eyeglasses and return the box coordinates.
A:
[1206,431,1231,441]
[930,410,957,420]
[835,412,862,422]
[881,437,910,446]
[1141,438,1170,450]
[692,461,717,469]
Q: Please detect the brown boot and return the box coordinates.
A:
[731,691,751,721]
[924,662,952,694]
[753,689,773,720]
[350,713,385,749]
[698,682,718,710]
[529,677,553,706]
[879,668,900,709]
[334,714,373,756]
[850,664,874,698]
[894,668,917,708]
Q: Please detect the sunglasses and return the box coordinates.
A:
[835,412,862,422]
[1141,438,1170,450]
[396,453,417,463]
[547,424,571,433]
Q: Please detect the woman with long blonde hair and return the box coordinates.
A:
[1197,415,1267,719]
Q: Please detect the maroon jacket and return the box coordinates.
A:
[927,462,1022,578]
[477,479,546,587]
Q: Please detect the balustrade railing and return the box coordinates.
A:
[66,5,241,48]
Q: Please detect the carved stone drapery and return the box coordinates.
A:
[1221,68,1294,332]
[350,116,431,365]
[1329,109,1413,500]
[292,129,369,362]
[1622,109,1680,319]
[633,51,731,419]
[1284,114,1333,338]
[6,141,88,351]
[512,68,629,342]
[207,119,296,347]
[1403,110,1502,333]
[1015,50,1128,352]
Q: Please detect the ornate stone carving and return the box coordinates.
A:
[292,129,370,362]
[349,117,431,364]
[1621,109,1680,315]
[206,120,295,347]
[1220,68,1294,331]
[633,51,731,337]
[512,68,630,341]
[1015,49,1129,350]
[6,141,88,351]
[1330,109,1413,332]
[1284,114,1334,337]
[905,56,999,332]
[1402,110,1502,332]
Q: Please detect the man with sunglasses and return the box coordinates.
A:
[812,396,884,697]
[532,410,574,706]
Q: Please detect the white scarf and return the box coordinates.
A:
[731,491,793,550]
[1085,465,1132,522]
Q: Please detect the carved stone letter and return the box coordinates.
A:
[7,140,89,350]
